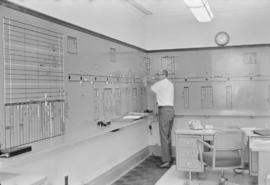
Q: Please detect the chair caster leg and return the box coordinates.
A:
[219,177,228,185]
[233,168,244,174]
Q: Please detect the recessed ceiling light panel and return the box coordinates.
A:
[184,0,214,22]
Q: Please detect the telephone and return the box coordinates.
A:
[188,120,204,130]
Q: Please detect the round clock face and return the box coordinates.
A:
[215,32,230,46]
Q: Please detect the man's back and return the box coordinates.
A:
[151,78,174,107]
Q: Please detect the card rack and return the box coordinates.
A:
[3,17,65,149]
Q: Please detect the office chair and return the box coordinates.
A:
[197,129,245,185]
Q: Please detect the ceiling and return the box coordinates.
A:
[8,0,270,16]
[126,0,270,16]
[7,0,270,20]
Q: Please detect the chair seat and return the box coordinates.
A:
[203,151,241,167]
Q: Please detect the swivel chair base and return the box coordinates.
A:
[218,170,240,185]
[218,178,239,185]
[219,177,228,185]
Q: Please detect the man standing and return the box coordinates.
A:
[144,69,175,168]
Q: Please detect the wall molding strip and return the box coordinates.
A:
[147,43,270,53]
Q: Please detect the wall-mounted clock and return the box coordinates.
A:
[215,31,230,46]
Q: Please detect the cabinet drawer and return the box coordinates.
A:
[177,158,203,172]
[203,135,214,141]
[249,151,258,176]
[176,147,198,158]
[176,136,200,148]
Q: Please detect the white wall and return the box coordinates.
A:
[7,0,146,48]
[145,9,270,50]
[146,45,270,155]
[0,5,148,184]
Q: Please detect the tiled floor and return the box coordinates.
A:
[112,156,169,185]
[156,165,257,185]
[112,155,257,185]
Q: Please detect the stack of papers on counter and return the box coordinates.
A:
[122,115,143,119]
[111,112,148,122]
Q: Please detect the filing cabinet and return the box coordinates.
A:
[249,151,258,176]
[175,134,204,172]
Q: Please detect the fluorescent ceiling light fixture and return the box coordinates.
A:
[126,0,153,15]
[184,0,214,22]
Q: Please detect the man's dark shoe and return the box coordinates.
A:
[160,161,171,168]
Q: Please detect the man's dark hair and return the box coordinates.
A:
[162,69,169,77]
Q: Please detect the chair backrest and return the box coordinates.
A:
[214,129,245,151]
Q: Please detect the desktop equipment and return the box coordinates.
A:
[97,121,111,127]
[253,129,270,136]
[188,120,203,130]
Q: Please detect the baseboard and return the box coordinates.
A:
[85,147,150,185]
[149,145,176,157]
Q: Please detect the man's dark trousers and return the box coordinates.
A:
[158,106,174,163]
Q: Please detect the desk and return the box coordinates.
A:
[241,127,270,177]
[175,129,216,184]
[249,137,270,185]
[175,128,270,185]
[175,129,216,171]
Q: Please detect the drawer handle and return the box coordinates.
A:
[185,151,195,155]
[186,162,193,166]
[184,141,195,145]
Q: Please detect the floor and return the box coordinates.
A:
[112,156,257,185]
[156,165,257,185]
[112,156,169,185]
